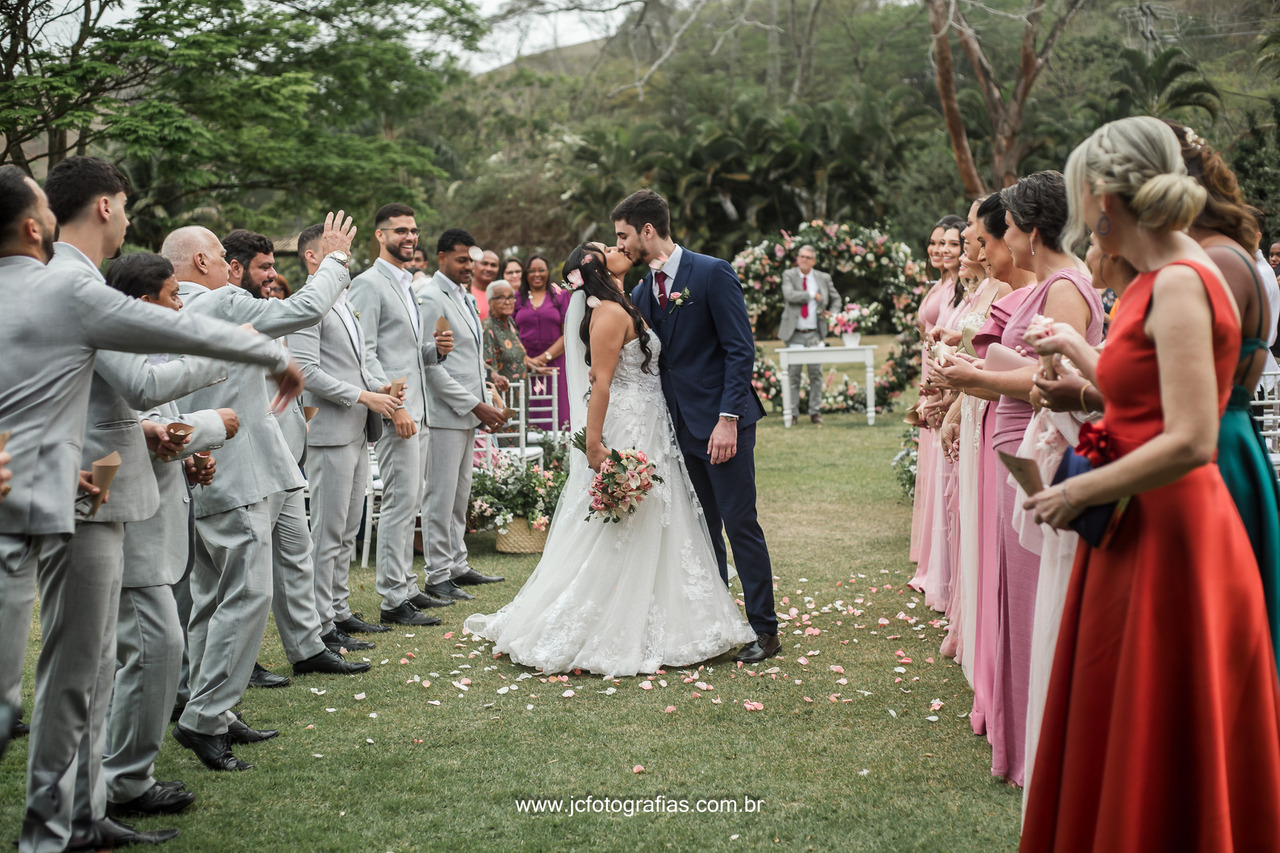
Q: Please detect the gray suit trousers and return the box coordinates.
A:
[373,427,428,608]
[424,427,473,585]
[180,502,272,736]
[266,487,325,663]
[22,523,122,853]
[103,584,183,802]
[308,441,369,633]
[172,570,193,708]
[786,330,825,414]
[0,534,39,715]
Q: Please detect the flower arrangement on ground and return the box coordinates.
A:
[468,454,567,535]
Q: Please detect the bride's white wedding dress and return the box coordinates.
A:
[463,333,756,678]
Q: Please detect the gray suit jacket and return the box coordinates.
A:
[419,271,484,431]
[778,267,841,340]
[0,251,288,536]
[348,261,440,429]
[174,256,348,517]
[122,401,227,587]
[291,292,382,447]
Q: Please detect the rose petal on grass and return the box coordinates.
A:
[665,706,676,713]
[354,692,366,700]
[639,682,653,690]
[562,689,575,698]
[633,765,645,774]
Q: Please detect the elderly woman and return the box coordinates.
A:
[482,279,526,395]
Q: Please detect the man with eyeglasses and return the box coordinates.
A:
[348,204,454,625]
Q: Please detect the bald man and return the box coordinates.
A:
[470,249,499,320]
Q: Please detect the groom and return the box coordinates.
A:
[614,189,779,663]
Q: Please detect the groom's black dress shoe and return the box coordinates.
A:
[107,781,197,817]
[455,567,505,585]
[248,662,291,688]
[227,717,279,744]
[381,601,442,626]
[409,590,454,609]
[734,633,782,663]
[293,649,372,675]
[67,817,179,850]
[172,726,252,771]
[424,580,474,601]
[336,612,391,633]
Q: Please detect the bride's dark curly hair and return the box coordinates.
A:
[565,243,654,375]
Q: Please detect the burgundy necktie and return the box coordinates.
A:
[800,274,810,319]
[656,271,668,309]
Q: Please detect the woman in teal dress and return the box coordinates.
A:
[1171,120,1280,666]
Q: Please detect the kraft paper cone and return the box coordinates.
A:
[501,407,518,421]
[389,376,406,398]
[0,430,10,452]
[89,451,121,517]
[192,453,211,471]
[303,406,319,423]
[435,315,451,334]
[166,423,194,439]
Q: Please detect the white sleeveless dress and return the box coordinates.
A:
[463,334,757,678]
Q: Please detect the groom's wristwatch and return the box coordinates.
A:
[719,414,739,422]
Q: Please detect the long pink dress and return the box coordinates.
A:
[989,268,1102,786]
[969,287,1031,737]
[909,279,953,566]
[923,288,977,612]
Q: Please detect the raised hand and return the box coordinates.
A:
[318,210,357,258]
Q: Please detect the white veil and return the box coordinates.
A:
[562,290,590,468]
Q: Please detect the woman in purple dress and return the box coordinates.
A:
[513,253,571,430]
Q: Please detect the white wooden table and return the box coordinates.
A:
[777,344,879,426]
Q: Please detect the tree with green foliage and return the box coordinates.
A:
[1103,46,1221,123]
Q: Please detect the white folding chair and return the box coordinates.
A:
[360,443,381,569]
[1250,371,1280,474]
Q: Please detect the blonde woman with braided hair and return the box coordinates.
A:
[1020,115,1280,852]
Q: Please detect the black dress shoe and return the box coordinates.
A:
[247,662,291,689]
[321,628,375,652]
[408,590,454,609]
[454,567,505,585]
[67,817,180,850]
[380,601,442,626]
[424,580,474,601]
[335,613,391,634]
[733,632,782,664]
[227,717,280,744]
[293,648,372,675]
[171,726,252,771]
[156,779,186,792]
[107,782,197,817]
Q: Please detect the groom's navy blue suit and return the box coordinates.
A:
[632,248,777,636]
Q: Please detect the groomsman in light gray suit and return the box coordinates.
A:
[0,160,300,853]
[291,224,402,644]
[164,213,361,776]
[94,253,235,822]
[418,228,509,602]
[348,204,454,626]
[778,244,842,426]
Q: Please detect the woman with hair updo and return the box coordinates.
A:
[1020,116,1280,851]
[1167,120,1280,666]
[464,244,756,678]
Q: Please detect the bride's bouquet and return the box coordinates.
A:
[571,429,663,523]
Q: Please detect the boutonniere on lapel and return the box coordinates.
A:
[353,310,361,320]
[671,288,691,308]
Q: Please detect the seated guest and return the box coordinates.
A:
[482,279,526,395]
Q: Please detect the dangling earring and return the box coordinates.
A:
[1029,237,1035,257]
[1096,213,1112,236]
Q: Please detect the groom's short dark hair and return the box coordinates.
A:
[612,189,670,239]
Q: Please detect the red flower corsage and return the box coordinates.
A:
[1074,421,1114,468]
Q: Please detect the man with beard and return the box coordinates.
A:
[349,204,454,625]
[223,230,278,299]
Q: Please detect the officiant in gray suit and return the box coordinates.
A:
[419,228,509,602]
[778,245,842,426]
[0,159,300,853]
[291,223,401,644]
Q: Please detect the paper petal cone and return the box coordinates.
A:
[166,423,194,439]
[192,453,211,471]
[389,376,407,397]
[303,406,319,423]
[89,450,121,517]
[435,316,450,333]
[501,407,518,420]
[0,430,11,452]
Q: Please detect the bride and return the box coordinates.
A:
[463,243,757,678]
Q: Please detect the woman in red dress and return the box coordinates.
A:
[1021,115,1280,851]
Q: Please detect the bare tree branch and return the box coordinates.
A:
[607,0,710,102]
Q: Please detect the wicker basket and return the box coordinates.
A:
[495,517,548,554]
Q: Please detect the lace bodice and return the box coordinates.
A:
[609,333,662,396]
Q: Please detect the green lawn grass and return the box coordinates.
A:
[1,337,1021,851]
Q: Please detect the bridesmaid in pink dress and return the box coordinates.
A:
[936,173,1102,785]
[909,217,964,577]
[934,191,1035,737]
